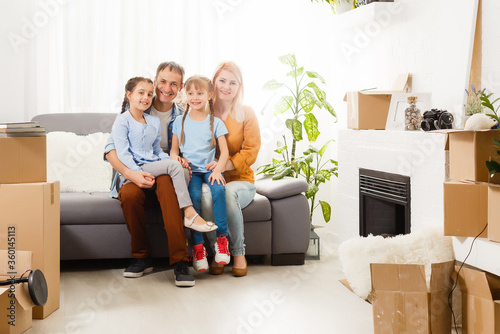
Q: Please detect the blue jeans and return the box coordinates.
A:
[190,171,227,246]
[201,181,256,256]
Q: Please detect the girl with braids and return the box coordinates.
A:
[111,77,217,237]
[170,75,231,271]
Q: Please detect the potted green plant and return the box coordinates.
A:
[465,84,486,116]
[259,54,337,223]
[481,92,500,176]
[310,0,356,14]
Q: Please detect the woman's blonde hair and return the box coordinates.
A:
[180,75,217,148]
[212,61,245,123]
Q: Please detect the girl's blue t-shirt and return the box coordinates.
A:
[172,113,228,173]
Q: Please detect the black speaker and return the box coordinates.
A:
[0,269,48,306]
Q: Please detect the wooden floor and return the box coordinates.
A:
[27,228,373,334]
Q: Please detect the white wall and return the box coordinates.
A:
[0,2,26,122]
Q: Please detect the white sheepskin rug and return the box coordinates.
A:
[339,227,454,300]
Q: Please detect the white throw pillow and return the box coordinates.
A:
[46,132,113,192]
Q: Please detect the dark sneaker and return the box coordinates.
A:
[174,261,195,287]
[123,257,153,278]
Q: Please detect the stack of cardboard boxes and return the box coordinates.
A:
[0,135,60,333]
[444,129,500,333]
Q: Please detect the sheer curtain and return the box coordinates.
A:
[23,0,335,166]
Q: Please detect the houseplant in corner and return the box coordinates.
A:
[310,0,356,14]
[480,92,500,176]
[465,84,486,116]
[258,54,338,224]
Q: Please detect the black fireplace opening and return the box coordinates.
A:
[359,168,411,237]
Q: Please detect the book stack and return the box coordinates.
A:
[0,121,46,137]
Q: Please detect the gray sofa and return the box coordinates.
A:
[32,113,311,265]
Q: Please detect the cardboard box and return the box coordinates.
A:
[0,182,60,319]
[458,266,500,333]
[0,136,46,184]
[488,184,500,242]
[344,73,412,130]
[448,130,500,183]
[443,181,488,238]
[371,261,454,334]
[0,250,34,334]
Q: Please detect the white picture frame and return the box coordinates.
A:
[385,93,432,131]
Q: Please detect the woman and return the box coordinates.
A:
[201,61,261,277]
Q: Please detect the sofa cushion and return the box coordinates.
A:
[62,191,272,226]
[61,192,125,225]
[256,176,308,200]
[241,193,271,222]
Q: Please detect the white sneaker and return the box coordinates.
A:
[192,244,209,272]
[214,235,230,265]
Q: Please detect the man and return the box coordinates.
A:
[105,62,194,287]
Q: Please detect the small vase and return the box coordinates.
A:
[404,96,421,131]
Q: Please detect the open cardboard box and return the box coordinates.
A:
[344,73,412,130]
[446,129,500,183]
[370,261,454,334]
[0,182,60,319]
[0,250,34,334]
[457,265,500,333]
[0,136,46,184]
[443,180,488,238]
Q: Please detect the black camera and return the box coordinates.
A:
[421,109,454,131]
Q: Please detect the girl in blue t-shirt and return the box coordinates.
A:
[170,75,230,272]
[112,77,217,236]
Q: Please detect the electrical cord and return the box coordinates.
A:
[448,223,488,334]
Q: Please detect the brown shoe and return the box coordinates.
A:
[232,257,247,277]
[209,262,224,275]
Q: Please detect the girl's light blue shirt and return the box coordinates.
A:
[111,111,169,172]
[172,114,228,173]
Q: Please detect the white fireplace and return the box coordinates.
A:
[338,128,500,276]
[337,129,448,243]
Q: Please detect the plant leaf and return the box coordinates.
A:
[493,138,500,147]
[303,145,319,155]
[304,90,323,109]
[314,173,326,183]
[305,184,319,199]
[486,160,500,175]
[274,96,293,115]
[319,169,332,180]
[306,71,326,84]
[307,82,326,102]
[299,90,315,113]
[279,54,297,67]
[287,67,304,78]
[263,79,284,90]
[272,166,293,180]
[304,113,320,142]
[322,100,337,119]
[275,144,288,154]
[291,119,303,141]
[319,200,331,222]
[319,140,332,157]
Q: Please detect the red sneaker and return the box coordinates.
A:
[214,235,230,265]
[192,244,208,272]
